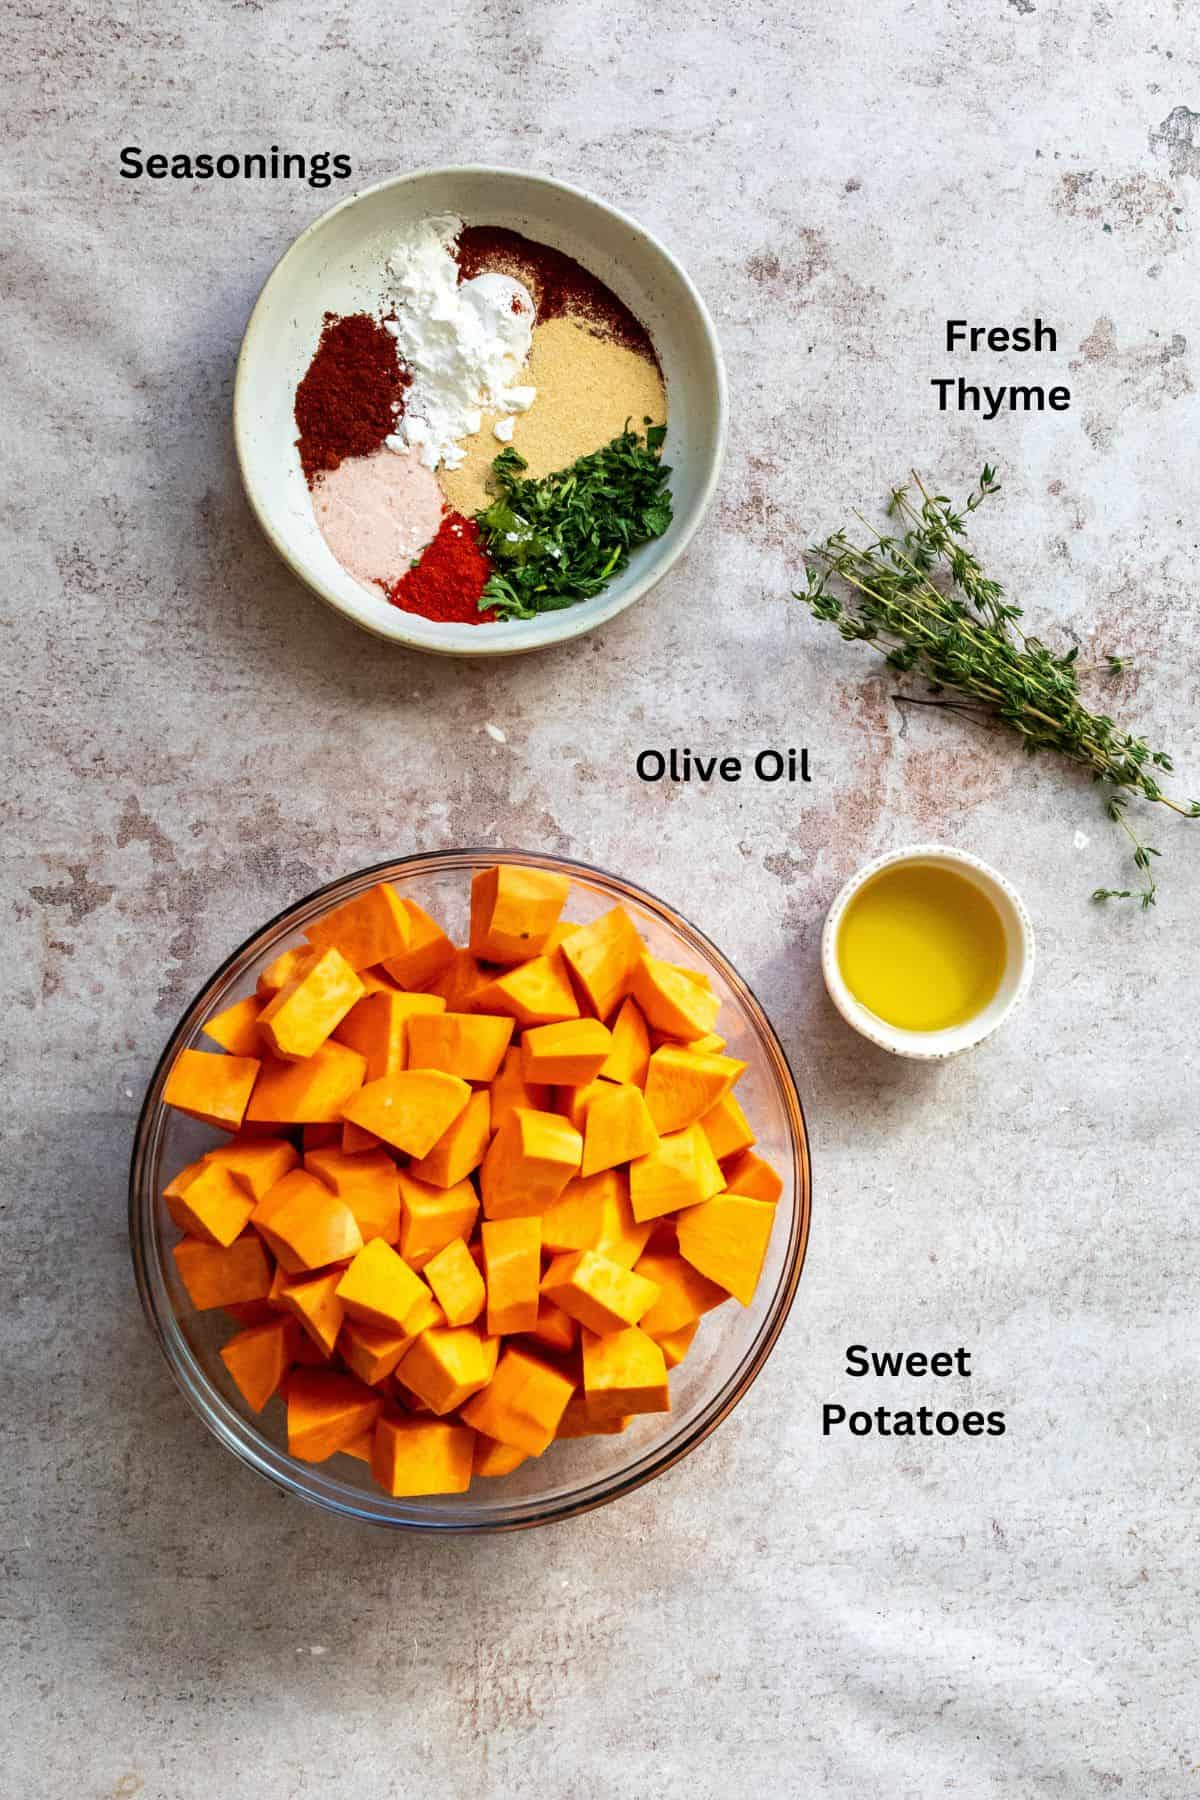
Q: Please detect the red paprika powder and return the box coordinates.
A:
[294,312,409,484]
[386,513,496,624]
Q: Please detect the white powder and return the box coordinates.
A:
[383,214,535,471]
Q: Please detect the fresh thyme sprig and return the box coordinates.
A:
[797,467,1199,907]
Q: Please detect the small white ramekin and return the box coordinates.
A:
[821,844,1035,1060]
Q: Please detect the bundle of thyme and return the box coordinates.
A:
[797,467,1198,907]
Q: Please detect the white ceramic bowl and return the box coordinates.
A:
[234,166,726,657]
[821,845,1035,1060]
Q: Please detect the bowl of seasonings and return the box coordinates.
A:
[234,167,726,656]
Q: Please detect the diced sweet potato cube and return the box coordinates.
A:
[472,1435,528,1477]
[634,1249,728,1336]
[340,1427,375,1462]
[245,1041,365,1124]
[172,1233,273,1311]
[721,1149,784,1203]
[555,1077,611,1131]
[422,1237,486,1326]
[372,1415,475,1496]
[220,1317,296,1412]
[342,1119,380,1154]
[699,1091,756,1161]
[342,1069,470,1157]
[540,1169,651,1268]
[521,1018,613,1086]
[482,1216,542,1335]
[409,1087,490,1188]
[166,1160,256,1247]
[335,1238,431,1333]
[304,1147,400,1245]
[581,1326,670,1422]
[278,1268,346,1357]
[561,906,643,1020]
[251,1169,364,1274]
[556,1392,631,1438]
[202,995,264,1056]
[630,956,721,1042]
[334,988,445,1080]
[654,1320,699,1367]
[628,1123,725,1223]
[685,1031,727,1054]
[204,1135,299,1200]
[643,1045,746,1135]
[407,1011,514,1082]
[599,996,651,1087]
[676,1194,775,1306]
[541,1249,661,1335]
[339,1317,413,1386]
[527,1298,580,1354]
[581,1083,659,1176]
[304,881,410,971]
[421,947,486,1012]
[257,945,316,998]
[287,1369,381,1461]
[163,1048,260,1132]
[472,951,581,1027]
[400,1325,498,1414]
[489,1046,552,1135]
[258,946,365,1062]
[469,864,569,964]
[396,1170,479,1268]
[479,1108,582,1219]
[380,898,455,991]
[460,1344,575,1455]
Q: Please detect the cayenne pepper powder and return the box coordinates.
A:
[294,312,410,484]
[386,512,496,624]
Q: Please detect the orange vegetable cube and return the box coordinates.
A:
[202,994,264,1056]
[409,1087,490,1188]
[380,897,455,991]
[339,1317,413,1386]
[407,1010,514,1082]
[699,1091,757,1161]
[581,1326,670,1422]
[643,1045,746,1135]
[342,1069,470,1157]
[400,1325,498,1414]
[396,1170,479,1268]
[372,1415,475,1496]
[654,1320,699,1367]
[339,1427,375,1462]
[256,944,316,997]
[472,951,581,1027]
[675,1194,775,1306]
[721,1149,784,1203]
[342,1119,381,1154]
[163,1048,260,1132]
[556,1393,631,1438]
[629,1123,725,1223]
[527,1298,580,1354]
[560,906,643,1020]
[335,1238,431,1333]
[287,1369,381,1461]
[219,1317,296,1412]
[251,1169,364,1274]
[599,996,651,1087]
[245,1041,366,1124]
[684,1031,727,1054]
[472,1435,528,1477]
[304,1147,400,1245]
[421,946,487,1011]
[482,1216,542,1335]
[469,864,570,964]
[555,1077,611,1131]
[334,988,445,1080]
[166,1160,255,1247]
[540,1169,652,1268]
[278,1268,346,1357]
[541,1249,661,1335]
[581,1083,659,1176]
[489,1046,552,1135]
[460,1344,575,1455]
[304,880,410,971]
[203,1134,299,1200]
[172,1233,273,1311]
[422,1237,486,1326]
[634,1249,728,1336]
[479,1108,582,1219]
[258,945,365,1062]
[630,956,721,1042]
[521,1018,613,1086]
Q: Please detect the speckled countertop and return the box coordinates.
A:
[6,4,1199,1796]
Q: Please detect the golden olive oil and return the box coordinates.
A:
[837,863,1006,1032]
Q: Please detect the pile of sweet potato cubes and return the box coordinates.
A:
[162,866,783,1497]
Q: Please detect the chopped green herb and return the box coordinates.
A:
[474,424,672,620]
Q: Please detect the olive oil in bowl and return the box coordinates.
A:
[836,862,1008,1033]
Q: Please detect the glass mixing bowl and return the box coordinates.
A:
[129,850,812,1531]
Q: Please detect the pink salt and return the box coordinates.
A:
[311,447,444,587]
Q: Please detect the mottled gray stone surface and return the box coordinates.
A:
[5,3,1199,1796]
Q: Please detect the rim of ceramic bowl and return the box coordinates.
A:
[233,166,728,658]
[129,850,811,1531]
[820,843,1035,1061]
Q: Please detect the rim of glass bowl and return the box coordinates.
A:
[129,850,812,1532]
